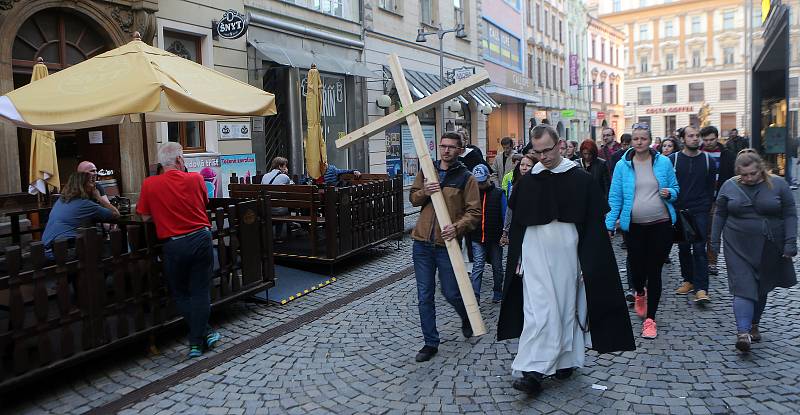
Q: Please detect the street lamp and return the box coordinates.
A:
[416,24,468,132]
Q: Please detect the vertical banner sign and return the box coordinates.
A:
[220,154,258,197]
[569,54,579,87]
[401,124,436,186]
[385,125,402,177]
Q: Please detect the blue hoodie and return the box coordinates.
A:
[606,148,679,232]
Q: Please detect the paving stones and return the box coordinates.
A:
[4,206,800,414]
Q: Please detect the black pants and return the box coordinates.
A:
[627,221,673,320]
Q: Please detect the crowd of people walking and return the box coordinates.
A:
[409,121,797,396]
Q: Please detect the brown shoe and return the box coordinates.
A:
[675,282,694,295]
[693,290,710,304]
[750,324,762,342]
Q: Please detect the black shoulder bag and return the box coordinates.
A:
[671,153,705,243]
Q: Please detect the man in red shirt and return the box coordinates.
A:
[136,142,220,358]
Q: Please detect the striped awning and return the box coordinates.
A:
[388,67,500,108]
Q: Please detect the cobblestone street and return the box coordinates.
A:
[3,213,800,414]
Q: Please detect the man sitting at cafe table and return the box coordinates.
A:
[136,142,221,358]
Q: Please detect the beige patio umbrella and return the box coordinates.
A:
[304,64,327,179]
[0,32,277,172]
[27,58,60,195]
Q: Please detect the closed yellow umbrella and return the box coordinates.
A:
[304,65,327,179]
[27,58,59,195]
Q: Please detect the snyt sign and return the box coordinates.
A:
[216,10,248,40]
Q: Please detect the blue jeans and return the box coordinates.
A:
[733,295,768,333]
[162,228,214,347]
[470,241,504,301]
[413,240,469,348]
[678,210,710,291]
[786,156,795,185]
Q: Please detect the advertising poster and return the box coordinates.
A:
[385,125,402,177]
[401,124,436,187]
[220,153,258,197]
[184,156,222,198]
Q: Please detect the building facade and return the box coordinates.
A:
[0,0,159,196]
[480,0,537,158]
[599,0,755,140]
[587,14,626,139]
[524,0,590,143]
[363,0,497,180]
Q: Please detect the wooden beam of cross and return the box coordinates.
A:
[338,54,488,337]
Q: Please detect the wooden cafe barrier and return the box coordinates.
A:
[0,198,275,392]
[228,174,404,264]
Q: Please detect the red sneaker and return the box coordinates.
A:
[634,293,647,319]
[642,318,657,339]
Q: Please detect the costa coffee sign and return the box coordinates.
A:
[215,10,248,40]
[645,106,694,114]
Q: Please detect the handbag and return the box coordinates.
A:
[673,209,703,243]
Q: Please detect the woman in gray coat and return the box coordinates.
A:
[711,151,798,352]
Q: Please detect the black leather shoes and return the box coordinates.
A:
[555,368,574,380]
[461,318,473,338]
[415,345,438,362]
[512,371,543,394]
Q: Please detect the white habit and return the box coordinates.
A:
[511,159,592,376]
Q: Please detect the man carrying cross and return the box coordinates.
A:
[410,131,481,362]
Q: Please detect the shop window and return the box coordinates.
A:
[720,80,737,100]
[638,87,652,105]
[164,31,205,152]
[663,84,677,103]
[720,113,737,137]
[689,82,704,102]
[481,19,522,71]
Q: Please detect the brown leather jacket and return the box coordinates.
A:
[410,161,481,246]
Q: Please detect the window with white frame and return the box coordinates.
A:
[544,10,550,37]
[665,53,674,70]
[639,24,650,41]
[420,0,436,26]
[663,84,677,103]
[723,47,735,65]
[691,16,702,33]
[378,0,397,12]
[454,0,465,28]
[601,40,605,63]
[664,20,674,37]
[640,55,649,73]
[638,87,652,105]
[722,10,735,30]
[692,50,702,68]
[613,0,621,12]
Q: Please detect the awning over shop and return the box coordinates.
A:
[387,67,500,108]
[249,40,375,78]
[483,84,539,105]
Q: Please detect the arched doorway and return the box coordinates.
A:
[12,9,118,191]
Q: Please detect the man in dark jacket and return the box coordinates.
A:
[468,164,506,303]
[670,126,718,303]
[599,127,622,174]
[701,125,735,276]
[409,132,481,363]
[609,134,632,176]
[725,128,749,155]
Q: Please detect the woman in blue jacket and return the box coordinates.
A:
[606,124,679,339]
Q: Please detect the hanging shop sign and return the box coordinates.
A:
[214,10,248,40]
[561,109,576,118]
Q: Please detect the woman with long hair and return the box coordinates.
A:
[578,139,611,200]
[566,140,580,161]
[605,125,679,339]
[660,137,681,157]
[711,151,797,352]
[41,172,120,258]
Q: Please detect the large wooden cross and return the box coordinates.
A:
[336,54,490,337]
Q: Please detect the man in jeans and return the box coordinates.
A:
[599,127,621,174]
[409,132,481,362]
[669,126,717,304]
[468,164,506,303]
[137,142,221,358]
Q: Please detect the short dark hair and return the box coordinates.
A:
[500,137,513,147]
[531,124,560,146]
[679,125,698,139]
[540,118,550,125]
[700,126,719,138]
[440,132,464,147]
[270,156,288,170]
[620,133,632,144]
